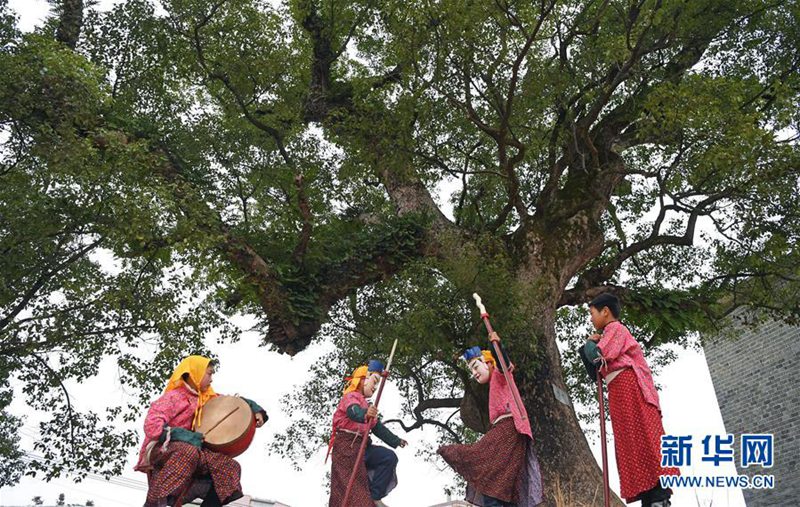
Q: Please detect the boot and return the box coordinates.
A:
[641,484,671,507]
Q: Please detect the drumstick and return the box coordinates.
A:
[203,406,240,437]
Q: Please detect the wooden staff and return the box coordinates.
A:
[341,339,399,506]
[597,371,611,507]
[472,293,527,420]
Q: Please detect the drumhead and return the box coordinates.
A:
[197,395,252,445]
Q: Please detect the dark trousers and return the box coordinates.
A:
[364,444,398,500]
[483,496,513,507]
[199,483,221,507]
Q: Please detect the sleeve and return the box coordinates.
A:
[242,397,268,422]
[143,391,182,441]
[490,341,511,373]
[578,341,600,382]
[159,427,203,448]
[345,403,379,431]
[347,405,401,446]
[346,403,367,423]
[372,421,402,448]
[583,340,601,362]
[596,323,630,362]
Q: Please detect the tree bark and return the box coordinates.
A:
[519,306,624,506]
[497,193,624,505]
[55,0,84,49]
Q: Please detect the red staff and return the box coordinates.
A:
[597,370,611,507]
[472,293,526,421]
[341,339,399,506]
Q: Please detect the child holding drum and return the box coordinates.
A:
[135,355,267,507]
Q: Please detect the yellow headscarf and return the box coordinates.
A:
[480,350,496,369]
[164,355,217,430]
[343,365,369,394]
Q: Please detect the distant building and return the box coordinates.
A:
[703,311,800,507]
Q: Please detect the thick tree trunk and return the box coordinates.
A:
[515,307,624,506]
[506,207,624,506]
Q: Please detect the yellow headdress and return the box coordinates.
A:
[164,355,217,429]
[343,365,369,394]
[480,350,496,368]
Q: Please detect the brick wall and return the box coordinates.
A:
[703,313,800,506]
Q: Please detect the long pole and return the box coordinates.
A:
[472,293,527,420]
[341,339,398,505]
[597,371,611,507]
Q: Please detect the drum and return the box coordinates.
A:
[196,395,256,457]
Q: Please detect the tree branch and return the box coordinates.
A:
[0,238,102,332]
[30,354,76,455]
[187,16,296,168]
[291,174,313,263]
[560,187,738,305]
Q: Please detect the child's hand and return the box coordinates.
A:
[398,439,408,448]
[255,412,265,428]
[589,333,602,342]
[366,406,379,419]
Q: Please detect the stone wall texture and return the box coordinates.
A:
[704,315,799,506]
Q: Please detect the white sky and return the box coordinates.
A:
[0,2,750,506]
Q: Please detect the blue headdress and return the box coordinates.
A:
[462,346,482,362]
[367,359,385,373]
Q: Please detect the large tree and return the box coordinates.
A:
[1,0,798,503]
[0,0,237,483]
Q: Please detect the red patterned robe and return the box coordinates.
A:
[328,391,382,507]
[597,321,680,503]
[438,365,543,506]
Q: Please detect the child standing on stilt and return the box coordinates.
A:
[438,333,544,507]
[328,359,407,507]
[584,293,679,506]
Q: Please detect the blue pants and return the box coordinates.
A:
[364,444,398,500]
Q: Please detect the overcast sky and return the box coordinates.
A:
[1,2,748,506]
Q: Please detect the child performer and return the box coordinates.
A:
[135,355,267,507]
[438,335,543,507]
[328,359,408,507]
[584,293,679,507]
